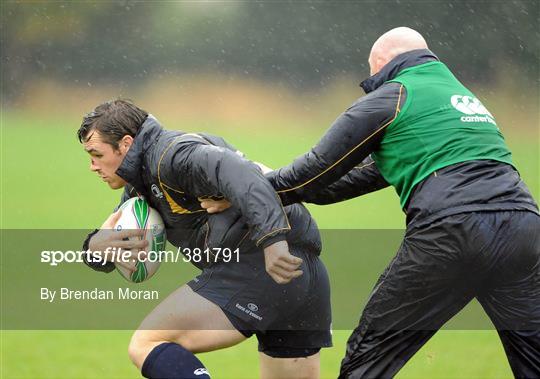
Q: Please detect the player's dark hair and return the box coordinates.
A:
[77,99,148,149]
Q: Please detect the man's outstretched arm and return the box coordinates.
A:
[302,156,389,205]
[199,157,388,210]
[266,82,404,205]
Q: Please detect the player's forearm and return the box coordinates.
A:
[81,229,116,273]
[266,114,381,206]
[303,157,389,205]
[267,136,364,205]
[266,82,403,206]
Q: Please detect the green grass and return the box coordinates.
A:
[1,330,511,379]
[1,112,537,378]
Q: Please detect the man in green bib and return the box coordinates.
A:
[263,27,539,378]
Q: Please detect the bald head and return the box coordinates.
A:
[369,27,428,76]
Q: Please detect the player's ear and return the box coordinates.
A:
[119,135,134,154]
[373,56,386,75]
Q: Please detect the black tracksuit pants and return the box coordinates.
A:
[339,210,540,379]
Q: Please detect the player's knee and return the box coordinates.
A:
[128,330,197,369]
[293,356,320,379]
[260,351,320,379]
[128,331,157,370]
[173,333,198,352]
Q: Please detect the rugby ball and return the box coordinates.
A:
[114,197,166,283]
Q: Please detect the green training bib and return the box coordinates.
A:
[371,61,513,208]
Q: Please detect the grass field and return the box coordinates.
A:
[1,112,538,378]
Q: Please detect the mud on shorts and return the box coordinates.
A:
[187,247,332,358]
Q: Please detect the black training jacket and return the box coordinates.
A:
[83,116,321,272]
[267,49,539,227]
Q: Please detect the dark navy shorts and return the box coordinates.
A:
[187,247,332,358]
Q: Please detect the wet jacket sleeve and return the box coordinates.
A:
[168,141,290,248]
[302,156,389,204]
[81,185,135,273]
[266,82,404,205]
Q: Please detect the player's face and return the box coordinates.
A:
[83,130,130,189]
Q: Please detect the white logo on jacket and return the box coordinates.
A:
[194,367,209,376]
[151,184,164,199]
[450,95,496,125]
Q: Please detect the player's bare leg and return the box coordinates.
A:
[259,351,320,379]
[128,285,246,374]
[129,284,323,378]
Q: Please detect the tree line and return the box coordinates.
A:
[2,1,538,100]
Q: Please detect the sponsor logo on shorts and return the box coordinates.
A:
[450,95,496,125]
[236,303,262,321]
[247,303,258,312]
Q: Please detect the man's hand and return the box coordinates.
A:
[263,240,303,284]
[200,199,231,214]
[254,161,273,174]
[87,211,148,273]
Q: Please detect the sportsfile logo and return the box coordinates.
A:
[40,246,240,266]
[450,95,496,125]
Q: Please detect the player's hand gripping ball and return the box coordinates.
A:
[114,197,166,283]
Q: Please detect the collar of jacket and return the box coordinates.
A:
[360,48,439,93]
[116,115,163,192]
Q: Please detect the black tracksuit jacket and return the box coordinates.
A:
[83,116,321,272]
[267,49,539,226]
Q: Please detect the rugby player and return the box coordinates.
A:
[78,100,331,379]
[204,27,540,378]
